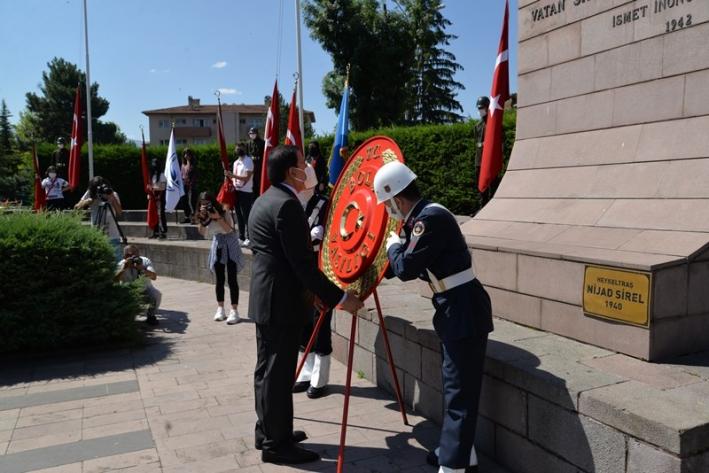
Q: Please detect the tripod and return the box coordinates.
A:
[95,199,127,244]
[295,288,408,473]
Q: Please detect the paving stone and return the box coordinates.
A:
[82,448,159,473]
[579,380,709,455]
[496,426,577,473]
[529,395,626,473]
[627,438,681,473]
[0,380,139,411]
[582,354,700,390]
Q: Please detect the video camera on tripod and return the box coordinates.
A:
[96,183,114,201]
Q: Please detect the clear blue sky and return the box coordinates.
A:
[0,0,517,142]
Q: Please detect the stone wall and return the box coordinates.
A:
[463,0,709,360]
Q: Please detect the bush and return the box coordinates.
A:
[0,212,144,353]
[25,111,515,215]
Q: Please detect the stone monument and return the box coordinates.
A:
[464,0,709,361]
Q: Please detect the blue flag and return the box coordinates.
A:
[328,84,350,186]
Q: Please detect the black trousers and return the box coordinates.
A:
[152,192,167,235]
[214,249,238,304]
[235,191,253,241]
[46,198,66,211]
[438,333,488,468]
[300,308,333,356]
[254,322,303,451]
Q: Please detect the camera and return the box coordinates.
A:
[130,256,142,266]
[97,183,113,200]
[204,202,214,213]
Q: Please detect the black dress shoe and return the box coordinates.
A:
[255,430,307,450]
[146,315,159,326]
[306,385,327,399]
[261,444,319,464]
[292,381,309,393]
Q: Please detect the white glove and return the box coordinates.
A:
[386,231,404,251]
[310,225,324,242]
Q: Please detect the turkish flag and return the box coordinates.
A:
[284,88,302,151]
[140,132,158,229]
[32,143,46,211]
[215,98,235,208]
[260,80,280,194]
[478,0,510,193]
[67,86,82,190]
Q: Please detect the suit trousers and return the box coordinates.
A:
[437,333,488,469]
[254,322,303,451]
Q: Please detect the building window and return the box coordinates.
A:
[239,119,246,124]
[193,118,209,127]
[193,138,208,145]
[159,139,168,145]
[177,139,188,145]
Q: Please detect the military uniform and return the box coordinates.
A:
[387,199,493,470]
[473,117,494,211]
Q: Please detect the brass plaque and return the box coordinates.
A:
[583,265,652,327]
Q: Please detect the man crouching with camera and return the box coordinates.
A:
[114,245,161,326]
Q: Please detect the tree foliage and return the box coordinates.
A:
[304,0,464,130]
[398,0,465,123]
[24,57,126,145]
[0,100,28,201]
[303,0,415,130]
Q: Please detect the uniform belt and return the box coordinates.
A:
[426,268,476,294]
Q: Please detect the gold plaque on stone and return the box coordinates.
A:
[583,265,652,327]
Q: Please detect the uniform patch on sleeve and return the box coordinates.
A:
[413,221,425,236]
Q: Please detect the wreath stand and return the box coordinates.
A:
[295,288,408,473]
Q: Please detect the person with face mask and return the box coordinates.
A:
[41,165,70,210]
[148,158,168,239]
[292,186,332,399]
[373,161,493,473]
[225,143,255,247]
[474,96,492,212]
[247,145,363,465]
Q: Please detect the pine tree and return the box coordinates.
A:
[0,100,13,157]
[399,0,464,124]
[24,57,126,144]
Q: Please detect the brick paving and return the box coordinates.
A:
[0,277,508,473]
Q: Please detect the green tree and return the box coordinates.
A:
[398,0,464,123]
[24,57,126,144]
[304,0,415,130]
[0,100,27,201]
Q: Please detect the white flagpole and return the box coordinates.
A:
[83,0,94,179]
[294,0,305,152]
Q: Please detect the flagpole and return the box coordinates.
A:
[294,0,305,152]
[83,0,94,180]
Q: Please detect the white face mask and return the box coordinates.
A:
[386,199,405,221]
[478,108,487,119]
[48,173,57,179]
[293,163,318,190]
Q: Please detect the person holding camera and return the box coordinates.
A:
[114,245,161,326]
[197,192,244,325]
[75,176,124,261]
[41,165,70,210]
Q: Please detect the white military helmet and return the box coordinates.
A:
[373,161,417,204]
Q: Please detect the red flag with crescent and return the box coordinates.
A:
[216,98,236,208]
[478,0,509,193]
[260,80,280,194]
[68,86,82,190]
[32,142,46,211]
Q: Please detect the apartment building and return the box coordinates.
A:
[143,96,315,146]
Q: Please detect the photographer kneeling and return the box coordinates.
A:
[114,245,161,326]
[75,176,124,261]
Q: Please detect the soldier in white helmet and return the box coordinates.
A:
[374,161,493,473]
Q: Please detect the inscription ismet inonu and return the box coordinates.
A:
[530,0,593,23]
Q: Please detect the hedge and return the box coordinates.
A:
[0,212,144,353]
[27,111,515,215]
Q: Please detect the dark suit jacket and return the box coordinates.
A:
[248,184,344,326]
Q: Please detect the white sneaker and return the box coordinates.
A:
[240,239,251,247]
[214,307,226,321]
[226,309,240,325]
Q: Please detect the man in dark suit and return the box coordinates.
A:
[248,145,363,464]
